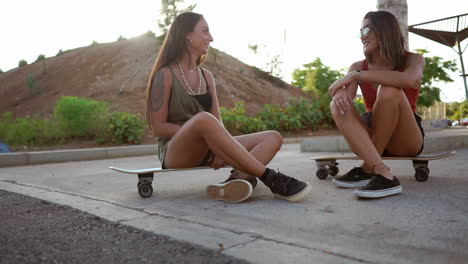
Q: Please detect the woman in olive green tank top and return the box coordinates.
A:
[145,12,311,203]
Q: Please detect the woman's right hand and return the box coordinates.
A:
[331,88,353,115]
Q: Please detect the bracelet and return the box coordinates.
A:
[355,70,362,84]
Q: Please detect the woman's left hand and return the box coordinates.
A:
[328,72,356,97]
[208,153,225,170]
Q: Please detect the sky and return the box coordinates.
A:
[1,0,467,102]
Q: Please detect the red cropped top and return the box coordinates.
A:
[360,57,419,113]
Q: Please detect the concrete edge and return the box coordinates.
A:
[1,135,466,168]
[301,135,468,154]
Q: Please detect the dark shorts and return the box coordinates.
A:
[161,150,212,169]
[361,112,425,156]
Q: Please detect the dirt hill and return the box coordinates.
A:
[0,34,308,120]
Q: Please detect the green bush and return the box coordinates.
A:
[145,30,156,38]
[286,99,324,130]
[0,113,63,146]
[57,49,64,56]
[35,54,46,62]
[26,73,41,95]
[18,59,27,67]
[53,96,108,138]
[117,35,127,41]
[0,68,3,73]
[354,98,366,115]
[107,112,145,144]
[258,104,301,131]
[220,102,267,135]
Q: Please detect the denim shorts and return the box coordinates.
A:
[161,150,212,169]
[361,112,425,156]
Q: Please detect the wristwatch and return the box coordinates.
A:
[355,70,361,84]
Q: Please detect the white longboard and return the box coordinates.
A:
[310,151,456,182]
[109,165,225,198]
[109,166,212,174]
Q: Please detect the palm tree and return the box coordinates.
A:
[377,0,408,48]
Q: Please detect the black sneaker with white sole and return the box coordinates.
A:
[332,167,374,188]
[261,168,311,202]
[222,169,258,189]
[353,175,402,198]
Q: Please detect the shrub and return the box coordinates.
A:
[0,68,3,73]
[354,98,366,115]
[35,54,46,62]
[145,30,156,38]
[258,103,302,131]
[57,49,64,56]
[26,73,41,95]
[107,112,145,144]
[220,102,267,135]
[286,99,324,130]
[117,35,126,41]
[53,96,108,138]
[18,59,27,67]
[0,113,63,146]
[90,40,98,46]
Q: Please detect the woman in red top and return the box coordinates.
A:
[328,11,425,198]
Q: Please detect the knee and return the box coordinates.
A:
[267,130,283,150]
[191,111,219,130]
[376,86,402,105]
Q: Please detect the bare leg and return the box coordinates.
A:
[164,112,266,177]
[231,131,283,180]
[330,100,388,177]
[371,86,423,156]
[331,86,423,179]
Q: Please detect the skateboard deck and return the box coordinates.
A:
[310,151,456,182]
[109,166,219,198]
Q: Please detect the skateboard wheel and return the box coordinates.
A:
[414,168,429,182]
[329,166,339,176]
[316,168,329,180]
[138,183,153,198]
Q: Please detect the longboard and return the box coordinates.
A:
[310,151,456,182]
[109,166,219,198]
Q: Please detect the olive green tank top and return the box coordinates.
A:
[157,67,206,163]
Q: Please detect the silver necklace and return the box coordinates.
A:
[178,62,201,95]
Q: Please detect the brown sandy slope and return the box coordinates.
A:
[0,34,308,119]
[0,34,336,149]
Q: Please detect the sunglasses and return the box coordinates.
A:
[360,26,373,37]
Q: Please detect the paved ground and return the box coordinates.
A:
[0,189,248,264]
[1,140,467,263]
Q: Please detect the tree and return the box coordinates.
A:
[157,0,196,39]
[18,59,27,67]
[377,0,408,47]
[291,58,344,96]
[35,54,46,62]
[415,49,457,107]
[291,58,344,125]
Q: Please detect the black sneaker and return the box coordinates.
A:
[222,169,257,189]
[353,175,403,198]
[206,178,253,203]
[261,169,311,202]
[332,167,374,188]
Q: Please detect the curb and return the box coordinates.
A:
[301,134,468,153]
[1,135,466,168]
[0,145,157,167]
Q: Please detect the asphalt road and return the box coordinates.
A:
[0,189,248,264]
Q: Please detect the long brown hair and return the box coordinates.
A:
[364,11,406,70]
[145,12,206,131]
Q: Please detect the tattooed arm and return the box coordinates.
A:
[149,67,181,138]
